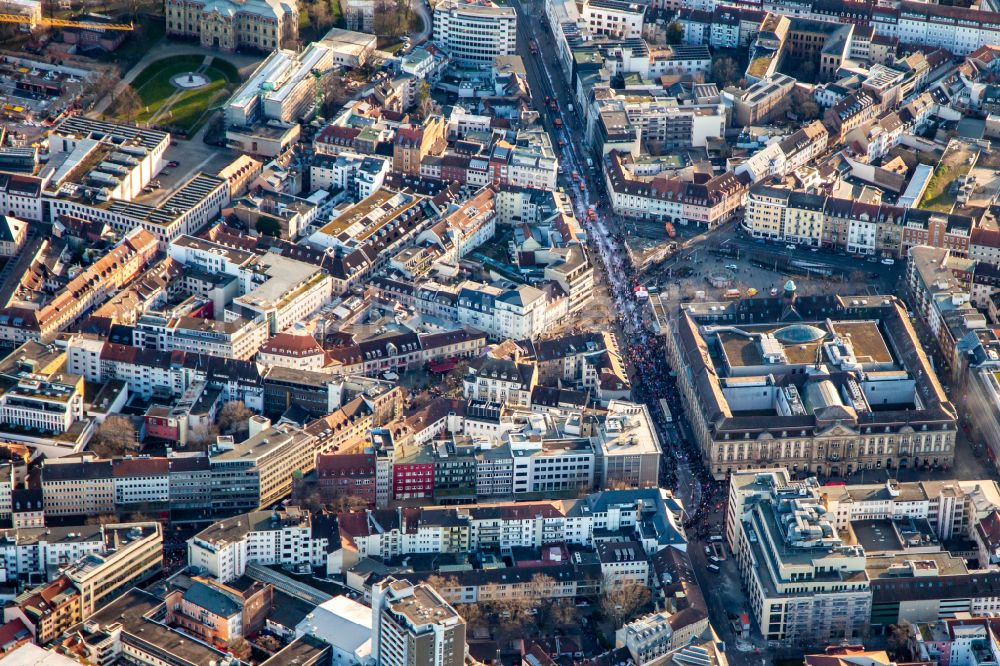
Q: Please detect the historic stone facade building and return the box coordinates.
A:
[165,0,298,52]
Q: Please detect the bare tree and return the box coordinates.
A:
[85,513,121,525]
[424,575,461,603]
[91,415,137,457]
[218,400,254,438]
[372,0,410,36]
[187,423,220,450]
[599,581,650,628]
[84,70,121,111]
[457,599,484,628]
[887,621,914,661]
[308,0,331,29]
[328,493,370,512]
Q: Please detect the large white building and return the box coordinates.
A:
[581,0,645,38]
[0,523,155,583]
[736,478,872,644]
[187,506,334,582]
[432,0,517,66]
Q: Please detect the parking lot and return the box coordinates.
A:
[133,140,241,205]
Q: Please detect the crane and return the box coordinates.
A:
[0,14,135,30]
[311,65,343,121]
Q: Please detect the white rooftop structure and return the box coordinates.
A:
[296,595,374,664]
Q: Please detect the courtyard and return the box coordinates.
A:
[122,54,240,135]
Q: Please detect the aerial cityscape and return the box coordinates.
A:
[3,0,1000,663]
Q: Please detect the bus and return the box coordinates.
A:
[659,398,673,423]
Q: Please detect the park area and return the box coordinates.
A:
[118,54,239,136]
[919,141,978,213]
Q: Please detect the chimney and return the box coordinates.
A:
[249,415,272,438]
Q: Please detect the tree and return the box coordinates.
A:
[887,621,913,661]
[111,85,142,123]
[424,575,461,603]
[710,56,739,88]
[796,59,817,83]
[84,70,121,111]
[372,0,410,36]
[665,21,684,45]
[417,81,441,119]
[85,513,121,525]
[91,415,136,457]
[526,574,579,630]
[254,634,283,653]
[228,637,252,661]
[256,215,283,238]
[788,87,820,121]
[218,400,254,439]
[599,582,650,628]
[328,494,370,512]
[308,0,331,29]
[457,599,484,629]
[188,423,219,450]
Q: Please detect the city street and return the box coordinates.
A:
[510,3,762,660]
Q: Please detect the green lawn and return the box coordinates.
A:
[126,55,239,136]
[919,145,974,213]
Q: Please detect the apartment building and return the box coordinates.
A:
[376,278,567,341]
[232,253,332,335]
[743,187,970,257]
[132,312,269,360]
[333,488,687,570]
[600,400,662,489]
[0,228,158,344]
[729,74,796,127]
[581,0,644,38]
[164,577,272,650]
[604,151,749,227]
[4,577,81,645]
[597,540,649,587]
[258,328,328,371]
[41,457,115,517]
[315,453,378,506]
[311,152,390,199]
[593,96,726,152]
[394,118,447,175]
[187,506,333,582]
[209,420,317,514]
[432,0,516,66]
[463,355,537,407]
[62,522,163,616]
[371,578,467,666]
[737,481,871,643]
[907,246,980,378]
[0,372,84,434]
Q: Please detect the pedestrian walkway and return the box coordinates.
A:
[92,43,262,117]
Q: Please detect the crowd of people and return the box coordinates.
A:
[570,158,726,534]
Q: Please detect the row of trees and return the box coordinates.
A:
[372,0,413,37]
[423,573,651,643]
